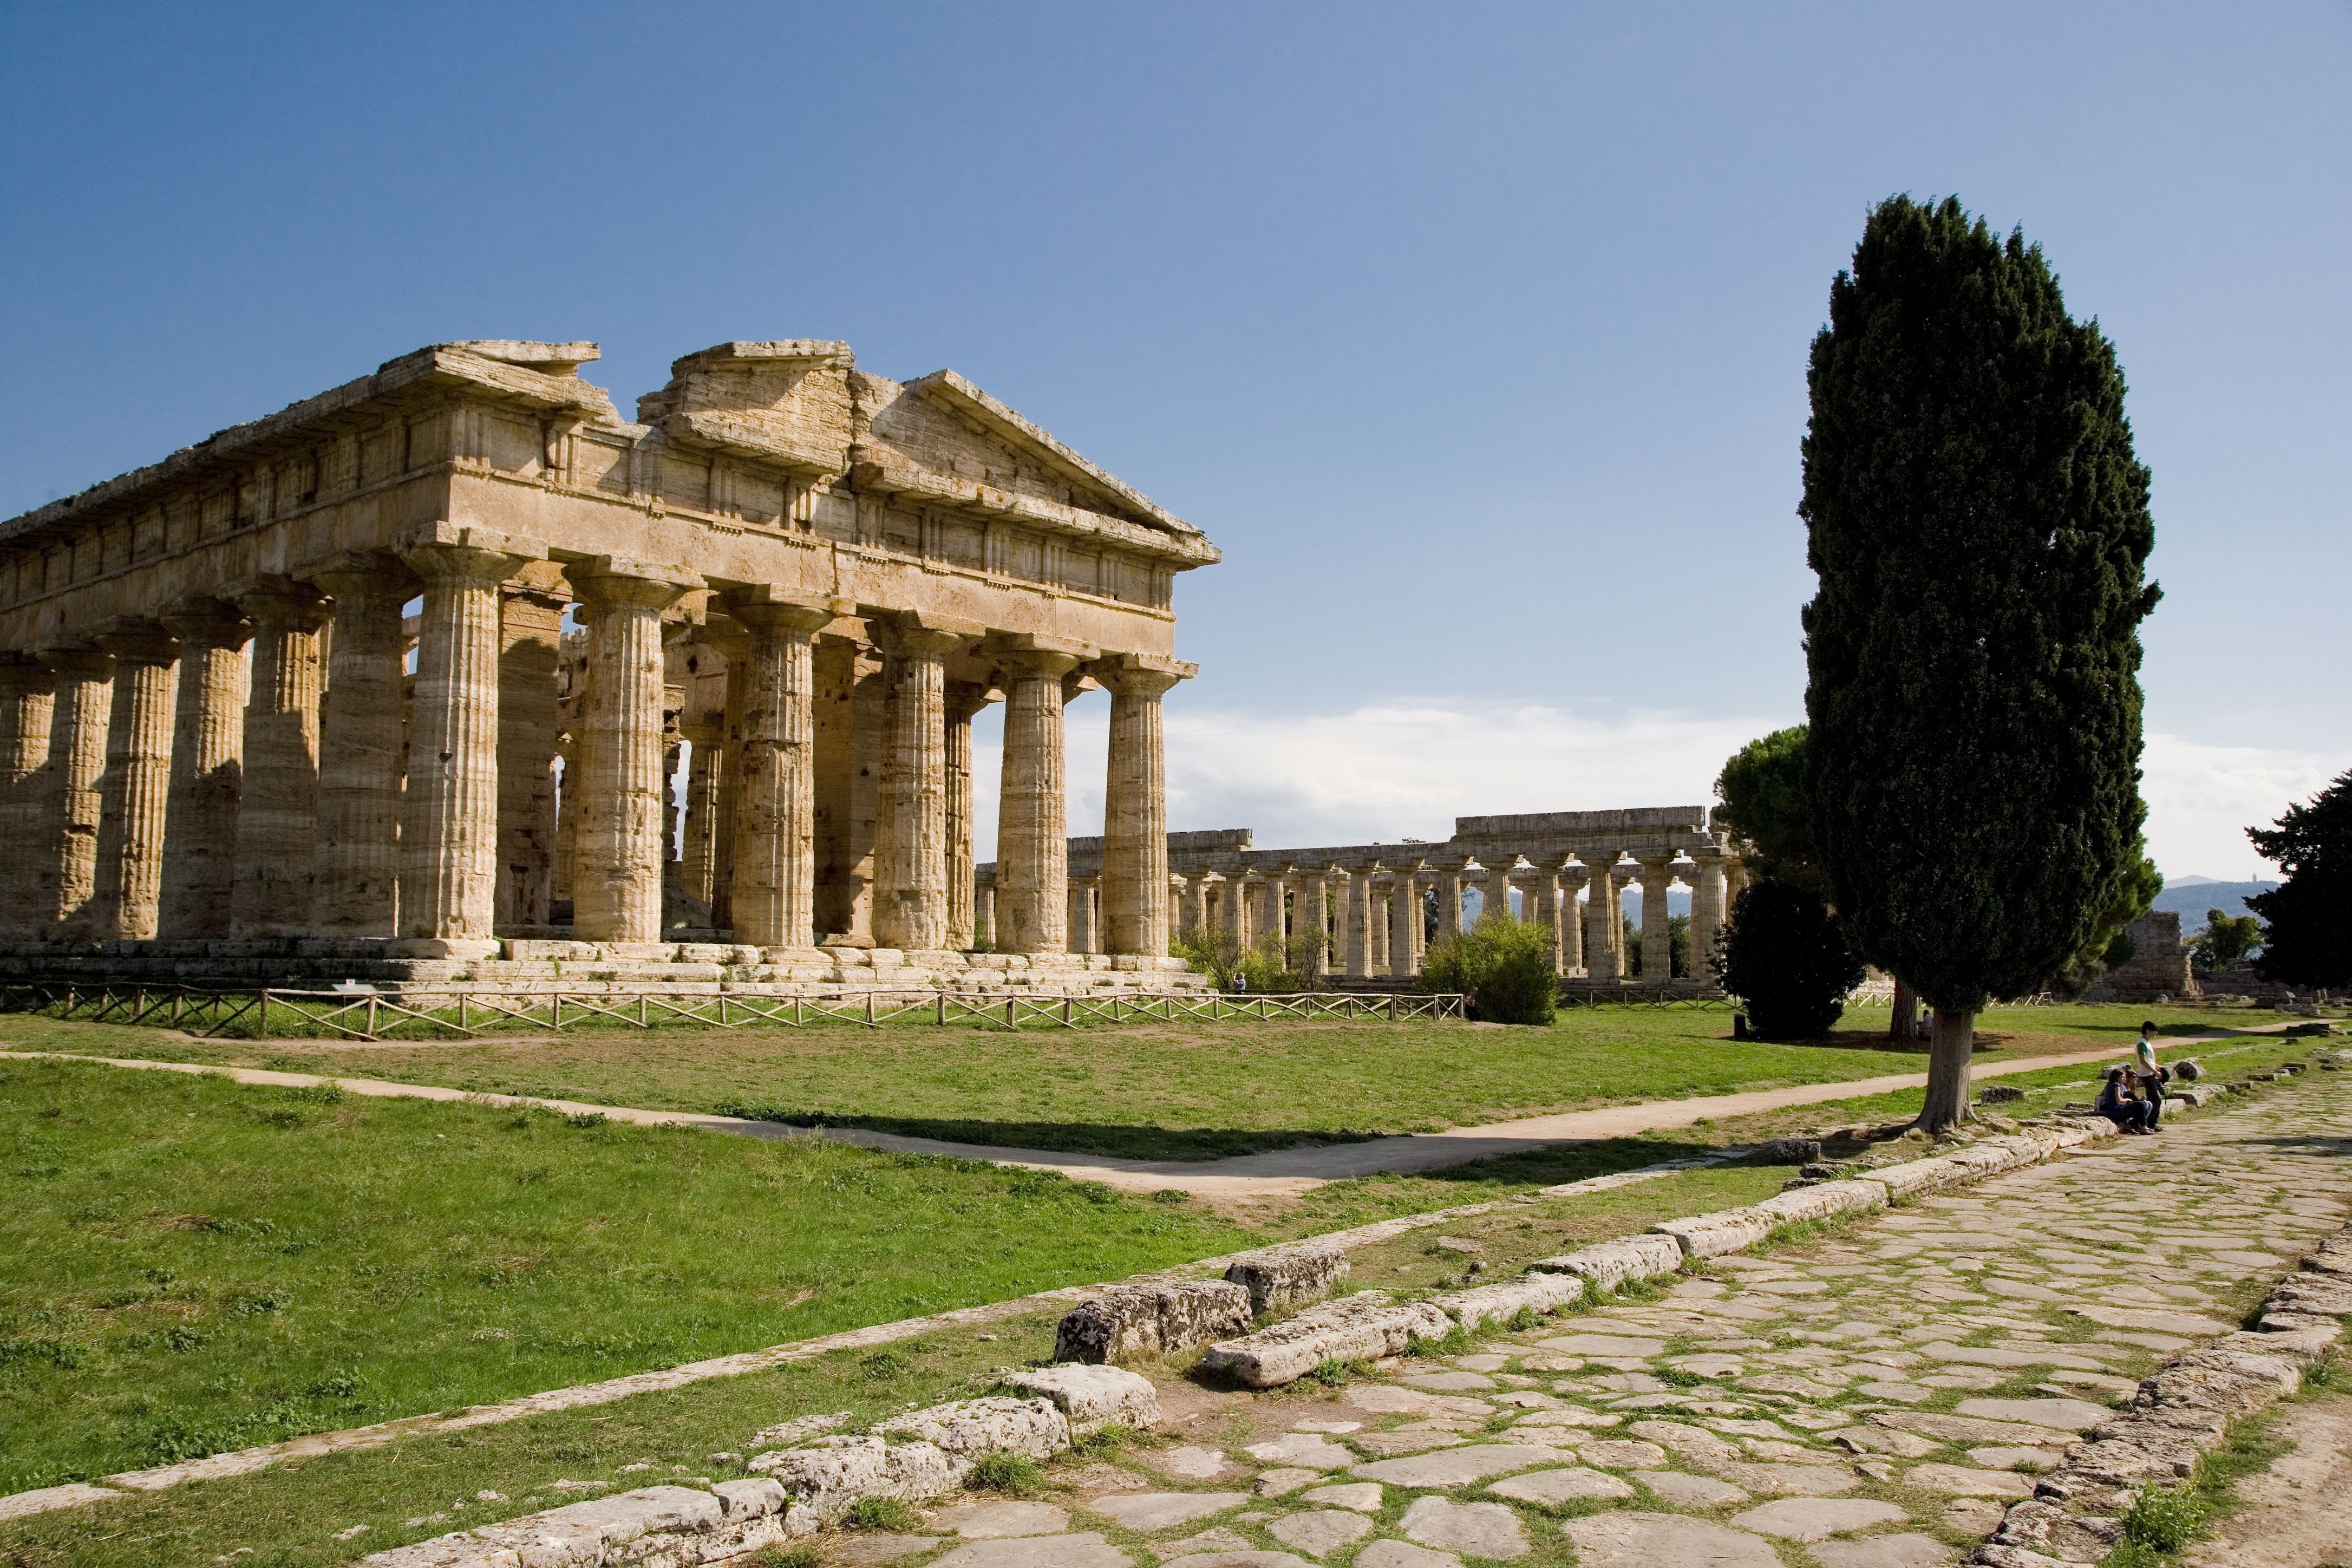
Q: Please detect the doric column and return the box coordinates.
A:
[1298,869,1329,974]
[1343,868,1372,978]
[90,618,181,942]
[988,635,1092,954]
[230,579,328,938]
[494,585,564,932]
[722,590,833,951]
[1439,865,1465,943]
[396,526,544,952]
[1693,856,1728,982]
[976,881,997,948]
[155,597,253,941]
[0,655,56,938]
[1638,857,1675,979]
[871,615,975,952]
[1559,864,1590,974]
[1069,877,1099,954]
[696,620,752,932]
[945,680,995,951]
[1227,873,1254,949]
[1368,876,1390,974]
[567,557,701,945]
[1261,874,1287,948]
[1531,865,1564,974]
[678,720,723,907]
[1097,653,1189,956]
[1389,863,1423,977]
[1485,855,1515,922]
[1584,852,1622,979]
[32,644,111,938]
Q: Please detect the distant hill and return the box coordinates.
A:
[2154,880,2277,930]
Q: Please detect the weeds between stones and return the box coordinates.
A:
[2119,1481,2211,1553]
[844,1495,918,1530]
[1067,1422,1144,1458]
[745,1547,820,1568]
[968,1451,1041,1492]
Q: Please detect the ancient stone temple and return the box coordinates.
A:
[0,340,1213,994]
[980,808,1743,994]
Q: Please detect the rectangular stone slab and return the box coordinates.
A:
[1198,1292,1453,1388]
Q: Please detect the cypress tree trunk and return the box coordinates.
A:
[1920,1007,1975,1129]
[1890,977,1918,1042]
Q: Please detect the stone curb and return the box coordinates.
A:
[1966,1223,2352,1566]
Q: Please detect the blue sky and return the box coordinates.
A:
[4,3,2344,879]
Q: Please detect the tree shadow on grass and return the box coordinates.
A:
[1343,1133,1762,1191]
[710,1106,1390,1162]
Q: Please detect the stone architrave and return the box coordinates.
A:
[31,644,112,938]
[494,586,564,932]
[568,557,702,945]
[988,635,1093,955]
[0,654,55,937]
[722,589,834,951]
[1637,858,1675,980]
[303,552,416,937]
[944,680,995,952]
[156,596,253,940]
[872,614,977,953]
[397,526,544,954]
[89,618,181,942]
[229,578,328,939]
[1096,652,1189,956]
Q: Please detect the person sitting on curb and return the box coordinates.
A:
[2134,1019,2173,1131]
[2097,1065,2157,1134]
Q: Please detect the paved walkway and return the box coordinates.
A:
[0,1033,2235,1196]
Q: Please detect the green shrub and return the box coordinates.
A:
[968,1451,1042,1492]
[1715,876,1865,1038]
[2119,1482,2208,1551]
[1418,912,1558,1025]
[844,1496,917,1530]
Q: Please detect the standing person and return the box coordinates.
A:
[2133,1020,2171,1131]
[2096,1066,2156,1133]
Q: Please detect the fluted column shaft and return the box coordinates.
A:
[1343,870,1371,978]
[1584,853,1622,979]
[91,620,180,942]
[32,646,112,938]
[1485,858,1515,922]
[494,587,564,932]
[400,534,536,947]
[1693,859,1728,981]
[1262,877,1286,947]
[944,681,993,951]
[570,561,697,944]
[1560,867,1589,974]
[1098,656,1185,956]
[1227,876,1253,948]
[976,883,997,947]
[1069,878,1098,954]
[1440,870,1464,942]
[679,722,723,906]
[156,599,253,940]
[1298,872,1329,974]
[1389,868,1421,977]
[1639,858,1675,979]
[991,646,1083,954]
[871,621,964,952]
[1531,868,1563,974]
[231,582,328,938]
[0,655,56,937]
[306,556,413,936]
[726,596,831,950]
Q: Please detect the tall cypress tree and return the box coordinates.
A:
[1802,195,2159,1128]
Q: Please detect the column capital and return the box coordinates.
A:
[567,555,704,611]
[37,641,113,678]
[718,586,843,638]
[946,678,997,722]
[0,650,54,694]
[872,610,981,662]
[984,630,1096,682]
[92,617,181,667]
[297,548,421,602]
[160,596,254,651]
[1091,651,1194,698]
[228,574,330,632]
[398,524,546,586]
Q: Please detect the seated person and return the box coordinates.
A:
[2096,1065,2156,1133]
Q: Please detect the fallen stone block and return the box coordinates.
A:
[355,1484,785,1568]
[1054,1280,1253,1363]
[1759,1136,1823,1162]
[1526,1234,1683,1289]
[1436,1271,1589,1333]
[1651,1206,1774,1258]
[748,1434,970,1520]
[1752,1178,1888,1226]
[1977,1084,2027,1103]
[1871,1154,1974,1198]
[995,1365,1162,1433]
[877,1397,1070,1459]
[2137,1346,2301,1417]
[1226,1242,1350,1314]
[1198,1292,1454,1388]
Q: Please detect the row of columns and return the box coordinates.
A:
[0,527,1190,960]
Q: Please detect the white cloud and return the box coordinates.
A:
[965,701,2338,887]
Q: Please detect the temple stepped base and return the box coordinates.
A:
[0,940,1207,998]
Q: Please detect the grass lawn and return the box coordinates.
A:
[0,1054,1258,1495]
[0,1001,2298,1162]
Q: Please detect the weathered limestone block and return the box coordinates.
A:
[1226,1243,1351,1314]
[875,1396,1070,1459]
[1438,1271,1590,1332]
[90,618,180,942]
[305,552,413,937]
[2136,1344,2301,1416]
[231,580,327,939]
[1053,1280,1253,1363]
[354,1481,792,1568]
[1868,1153,1974,1198]
[990,638,1090,954]
[1983,1498,2118,1563]
[1526,1234,1685,1289]
[1097,653,1190,955]
[156,596,252,941]
[571,558,701,944]
[1752,1178,1889,1226]
[871,617,970,952]
[1198,1292,1453,1389]
[1651,1206,1775,1258]
[995,1365,1161,1432]
[748,1434,971,1517]
[32,644,110,937]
